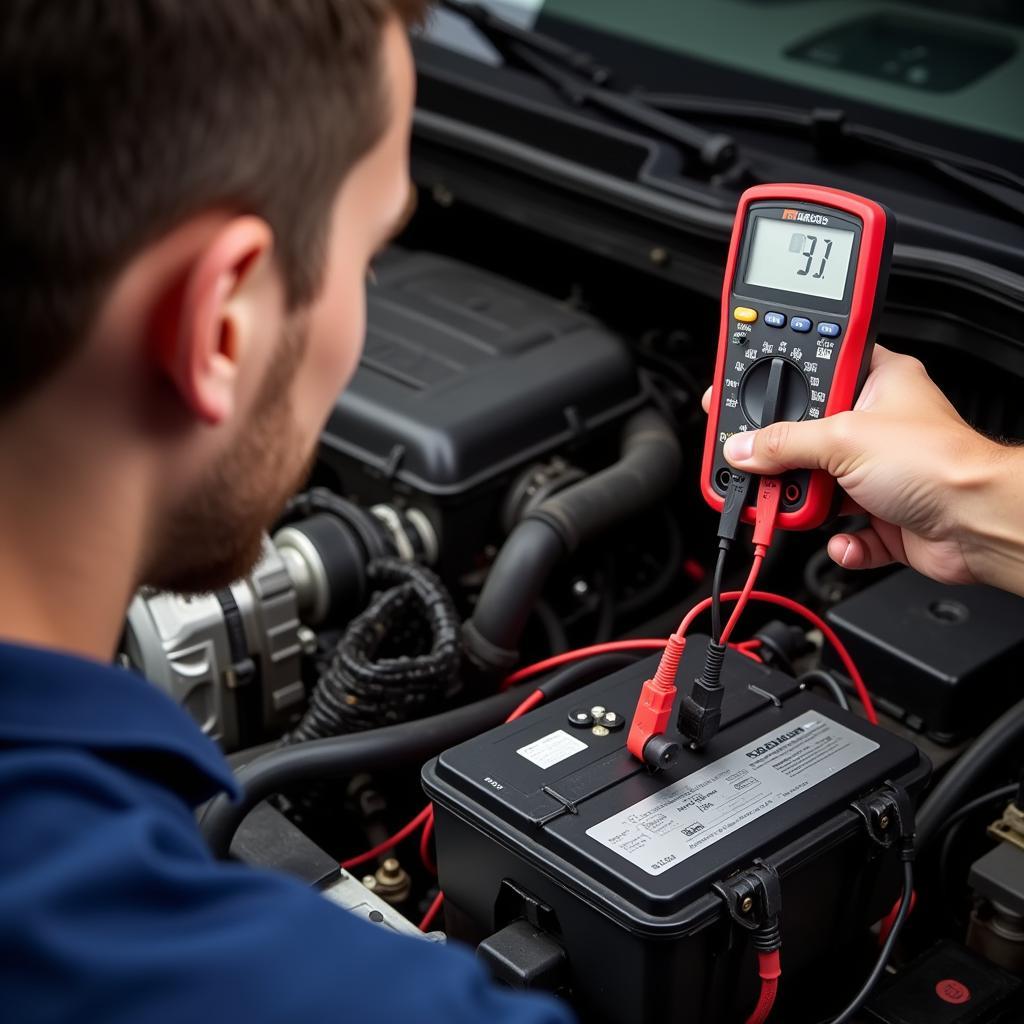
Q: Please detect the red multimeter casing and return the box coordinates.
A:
[702,183,894,531]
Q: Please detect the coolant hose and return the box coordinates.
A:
[201,651,642,858]
[465,408,681,674]
[916,693,1024,849]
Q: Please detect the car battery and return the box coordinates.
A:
[423,639,930,1024]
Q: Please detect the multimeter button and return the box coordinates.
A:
[733,306,758,323]
[817,322,841,337]
[763,311,786,328]
[790,317,812,333]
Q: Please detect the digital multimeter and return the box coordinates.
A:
[702,183,894,531]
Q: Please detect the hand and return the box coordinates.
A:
[702,346,1020,590]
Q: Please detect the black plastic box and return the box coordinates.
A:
[318,250,644,575]
[423,641,929,1024]
[826,569,1024,743]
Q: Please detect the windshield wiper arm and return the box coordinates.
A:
[439,0,612,85]
[439,0,740,175]
[635,90,1024,223]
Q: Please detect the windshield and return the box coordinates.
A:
[427,1,1023,144]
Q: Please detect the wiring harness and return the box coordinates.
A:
[288,559,461,741]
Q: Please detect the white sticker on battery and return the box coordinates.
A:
[587,715,878,876]
[517,730,588,770]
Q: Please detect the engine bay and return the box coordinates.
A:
[123,172,1024,1022]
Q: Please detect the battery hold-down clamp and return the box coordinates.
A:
[712,860,783,1024]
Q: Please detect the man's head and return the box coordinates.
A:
[0,1,424,592]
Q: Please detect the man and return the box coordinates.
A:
[712,345,1024,598]
[0,4,570,1022]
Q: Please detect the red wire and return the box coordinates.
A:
[341,804,434,871]
[501,640,669,690]
[506,689,545,720]
[419,811,437,875]
[668,589,877,724]
[719,550,765,645]
[745,978,778,1024]
[347,686,551,919]
[878,888,917,946]
[745,950,781,1024]
[419,890,445,932]
[499,594,874,720]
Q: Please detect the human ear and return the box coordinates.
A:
[155,216,275,425]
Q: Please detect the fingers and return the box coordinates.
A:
[827,522,907,571]
[702,386,712,413]
[723,414,855,475]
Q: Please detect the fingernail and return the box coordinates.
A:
[841,540,854,566]
[724,432,755,462]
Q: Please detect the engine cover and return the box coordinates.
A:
[318,250,644,574]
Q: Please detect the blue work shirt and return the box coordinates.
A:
[0,641,574,1024]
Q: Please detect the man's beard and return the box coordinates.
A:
[144,317,316,595]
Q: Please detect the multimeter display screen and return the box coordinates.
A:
[744,217,855,301]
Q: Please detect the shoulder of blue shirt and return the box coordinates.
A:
[0,640,575,1024]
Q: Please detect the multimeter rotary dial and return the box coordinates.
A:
[739,355,810,428]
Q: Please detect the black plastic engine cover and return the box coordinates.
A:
[321,249,643,498]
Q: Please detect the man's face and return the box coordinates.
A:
[149,19,415,593]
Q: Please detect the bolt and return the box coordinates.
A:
[592,725,610,737]
[879,814,890,830]
[603,712,619,724]
[591,706,607,718]
[297,625,318,656]
[381,858,401,878]
[572,578,590,598]
[741,896,754,914]
[362,875,378,891]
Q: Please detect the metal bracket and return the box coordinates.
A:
[989,801,1024,853]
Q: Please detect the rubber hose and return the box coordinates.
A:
[916,693,1024,849]
[467,519,566,660]
[530,408,681,552]
[200,652,643,858]
[466,408,680,670]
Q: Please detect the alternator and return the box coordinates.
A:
[124,538,308,751]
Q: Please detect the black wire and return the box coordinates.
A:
[710,544,728,643]
[929,783,1017,848]
[817,860,915,1024]
[532,598,570,655]
[798,669,850,711]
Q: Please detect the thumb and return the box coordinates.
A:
[723,413,854,476]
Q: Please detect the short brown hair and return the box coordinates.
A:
[0,0,428,410]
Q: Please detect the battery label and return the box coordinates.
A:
[587,714,878,876]
[518,729,589,770]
